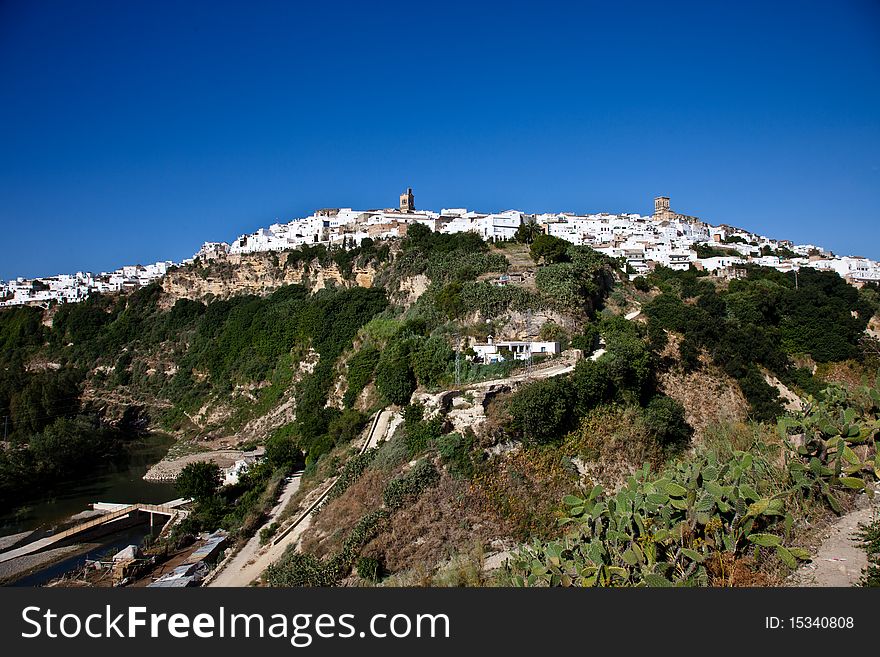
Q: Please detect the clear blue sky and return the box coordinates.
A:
[1,0,878,280]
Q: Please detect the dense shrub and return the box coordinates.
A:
[643,266,868,418]
[356,556,382,582]
[342,345,380,408]
[436,432,477,479]
[508,376,573,445]
[176,461,222,502]
[375,340,416,406]
[641,396,693,447]
[265,509,390,586]
[265,432,299,470]
[411,335,453,388]
[569,324,600,355]
[402,402,443,455]
[530,234,570,264]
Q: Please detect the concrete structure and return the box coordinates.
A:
[0,502,185,564]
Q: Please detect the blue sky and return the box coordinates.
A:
[1,0,878,280]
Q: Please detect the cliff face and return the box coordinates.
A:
[159,251,376,308]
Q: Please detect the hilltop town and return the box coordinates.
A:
[3,189,878,308]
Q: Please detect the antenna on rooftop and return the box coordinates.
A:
[454,332,461,387]
[526,310,534,379]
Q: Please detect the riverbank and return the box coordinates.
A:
[143,447,265,482]
[0,543,94,586]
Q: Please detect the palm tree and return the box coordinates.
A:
[515,219,541,245]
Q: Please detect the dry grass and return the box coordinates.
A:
[470,446,577,541]
[300,467,392,558]
[706,553,774,587]
[815,360,873,389]
[655,332,750,442]
[563,405,664,491]
[365,471,512,573]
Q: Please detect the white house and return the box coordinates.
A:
[471,336,560,363]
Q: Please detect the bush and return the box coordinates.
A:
[508,376,573,445]
[437,432,476,479]
[176,461,222,502]
[343,345,380,408]
[530,234,570,264]
[600,317,653,402]
[356,556,382,582]
[259,522,279,545]
[265,509,390,586]
[738,367,784,422]
[375,340,416,406]
[642,396,693,447]
[633,276,651,292]
[535,263,589,308]
[570,359,613,415]
[402,402,443,455]
[265,432,299,470]
[412,335,453,388]
[569,324,599,355]
[857,519,880,587]
[326,409,369,446]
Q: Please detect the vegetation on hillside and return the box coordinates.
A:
[643,265,875,420]
[508,381,879,586]
[1,233,879,589]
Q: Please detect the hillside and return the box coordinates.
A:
[1,230,879,587]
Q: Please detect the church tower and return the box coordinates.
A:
[654,196,671,219]
[400,187,415,213]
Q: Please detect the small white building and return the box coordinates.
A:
[471,335,560,363]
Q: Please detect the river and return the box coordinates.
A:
[0,433,179,537]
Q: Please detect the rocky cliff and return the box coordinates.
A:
[159,251,377,308]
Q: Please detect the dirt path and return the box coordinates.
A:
[206,409,392,587]
[205,473,303,587]
[787,488,879,587]
[466,358,577,390]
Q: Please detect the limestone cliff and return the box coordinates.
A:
[159,251,376,308]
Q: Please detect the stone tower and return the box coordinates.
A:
[400,187,415,213]
[654,196,671,219]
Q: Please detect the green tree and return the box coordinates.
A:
[514,219,541,244]
[530,234,570,265]
[265,433,299,470]
[412,335,453,388]
[375,340,416,406]
[176,461,222,502]
[642,396,693,447]
[435,282,464,320]
[508,376,572,444]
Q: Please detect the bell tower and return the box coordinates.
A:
[654,196,670,219]
[400,187,415,213]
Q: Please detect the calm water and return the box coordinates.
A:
[10,523,165,587]
[0,433,179,537]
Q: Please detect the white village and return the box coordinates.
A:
[2,189,878,308]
